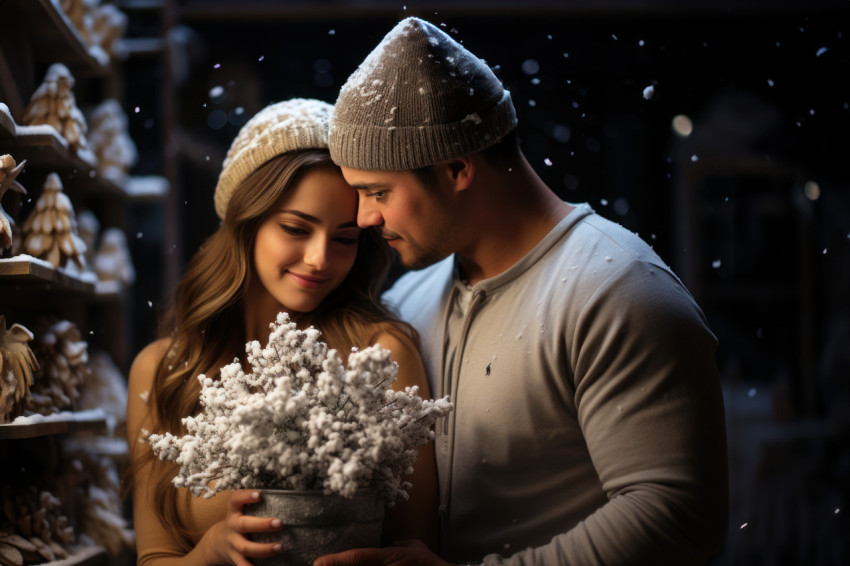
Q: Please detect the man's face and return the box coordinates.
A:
[341,166,456,270]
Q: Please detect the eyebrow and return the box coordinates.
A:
[279,209,359,229]
[349,182,385,191]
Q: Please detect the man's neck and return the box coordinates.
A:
[456,158,573,285]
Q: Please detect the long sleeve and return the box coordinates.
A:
[484,261,729,565]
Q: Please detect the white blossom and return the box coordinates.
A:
[149,312,452,504]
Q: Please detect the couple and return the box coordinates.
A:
[126,17,729,566]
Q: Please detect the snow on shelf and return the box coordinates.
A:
[0,408,109,439]
[0,103,15,138]
[0,255,97,293]
[2,124,124,196]
[94,279,123,296]
[124,175,169,200]
[116,37,166,57]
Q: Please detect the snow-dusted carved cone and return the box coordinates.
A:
[76,208,100,267]
[72,454,134,555]
[25,319,89,416]
[0,485,74,563]
[88,99,137,185]
[22,63,89,154]
[59,0,89,44]
[88,3,128,59]
[21,173,87,270]
[0,316,39,423]
[0,155,27,251]
[94,227,135,285]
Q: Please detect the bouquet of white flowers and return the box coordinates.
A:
[148,312,452,506]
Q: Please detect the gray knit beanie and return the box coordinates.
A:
[214,98,333,219]
[329,17,517,171]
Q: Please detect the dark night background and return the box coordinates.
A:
[117,2,849,564]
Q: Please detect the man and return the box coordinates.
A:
[319,16,729,566]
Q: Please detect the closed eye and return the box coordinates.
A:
[280,224,308,236]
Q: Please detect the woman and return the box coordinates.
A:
[125,99,437,566]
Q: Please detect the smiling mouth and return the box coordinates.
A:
[287,272,329,288]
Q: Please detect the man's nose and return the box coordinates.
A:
[357,199,382,229]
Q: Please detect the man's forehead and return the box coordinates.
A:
[340,167,405,187]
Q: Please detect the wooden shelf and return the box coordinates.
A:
[0,256,96,294]
[0,409,108,440]
[2,126,125,197]
[7,0,108,77]
[44,545,108,566]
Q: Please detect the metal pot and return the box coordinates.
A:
[245,488,384,566]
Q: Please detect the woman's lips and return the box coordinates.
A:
[287,272,329,289]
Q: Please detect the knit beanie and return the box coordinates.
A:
[329,17,517,171]
[214,98,333,220]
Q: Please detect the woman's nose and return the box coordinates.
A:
[305,238,330,271]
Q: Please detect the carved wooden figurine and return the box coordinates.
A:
[0,316,39,423]
[22,63,89,154]
[21,173,87,270]
[0,155,27,251]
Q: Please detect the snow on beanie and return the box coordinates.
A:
[329,17,517,171]
[214,98,333,219]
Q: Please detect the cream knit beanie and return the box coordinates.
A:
[329,17,517,171]
[214,98,333,220]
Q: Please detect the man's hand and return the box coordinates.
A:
[313,539,455,566]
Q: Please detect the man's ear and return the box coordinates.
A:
[443,155,475,193]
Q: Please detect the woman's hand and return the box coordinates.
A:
[201,490,283,566]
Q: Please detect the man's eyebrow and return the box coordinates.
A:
[350,182,385,190]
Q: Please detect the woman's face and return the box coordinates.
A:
[251,167,361,315]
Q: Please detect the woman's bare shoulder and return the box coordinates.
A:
[369,324,430,396]
[129,338,171,392]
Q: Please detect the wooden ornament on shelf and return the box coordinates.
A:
[93,227,134,285]
[0,155,27,251]
[22,63,90,155]
[0,485,74,563]
[88,3,128,62]
[25,319,89,417]
[0,316,39,424]
[21,173,87,270]
[59,0,89,44]
[88,99,137,186]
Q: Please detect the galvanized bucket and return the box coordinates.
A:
[245,489,384,566]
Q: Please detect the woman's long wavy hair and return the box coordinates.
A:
[127,149,418,550]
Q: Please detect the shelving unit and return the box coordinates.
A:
[0,1,154,564]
